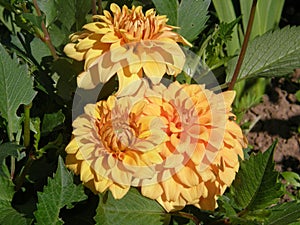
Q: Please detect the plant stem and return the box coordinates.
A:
[23,103,32,148]
[32,0,59,60]
[10,157,15,179]
[92,0,97,16]
[171,211,200,225]
[228,0,257,90]
[98,0,102,15]
[15,152,35,191]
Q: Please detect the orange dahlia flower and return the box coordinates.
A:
[65,80,246,211]
[64,3,191,92]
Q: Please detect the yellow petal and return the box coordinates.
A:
[64,43,85,61]
[82,22,107,32]
[76,37,97,51]
[109,184,130,199]
[65,138,79,154]
[143,61,166,84]
[80,160,94,182]
[141,183,163,199]
[101,32,120,43]
[175,166,199,187]
[116,71,141,95]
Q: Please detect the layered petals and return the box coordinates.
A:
[64,3,192,91]
[65,80,246,212]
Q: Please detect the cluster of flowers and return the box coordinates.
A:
[64,3,246,212]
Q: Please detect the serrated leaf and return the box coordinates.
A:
[34,157,87,225]
[219,17,241,41]
[0,44,37,135]
[31,117,41,151]
[152,0,178,26]
[177,0,210,42]
[0,142,22,175]
[226,26,300,82]
[217,195,237,217]
[0,163,28,225]
[268,201,300,225]
[94,188,166,225]
[41,110,65,134]
[153,0,210,42]
[229,141,283,210]
[211,0,240,55]
[229,216,261,225]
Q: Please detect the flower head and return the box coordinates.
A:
[65,80,246,211]
[64,3,191,92]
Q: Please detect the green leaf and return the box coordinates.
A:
[281,171,300,188]
[217,195,237,217]
[94,188,166,225]
[229,216,261,225]
[226,26,300,82]
[295,90,300,102]
[34,156,87,225]
[152,0,210,42]
[0,163,29,225]
[177,0,210,42]
[30,37,51,64]
[218,17,241,42]
[268,201,300,225]
[240,0,285,40]
[229,141,283,210]
[152,0,178,26]
[211,0,240,55]
[22,13,43,31]
[0,142,22,175]
[0,44,37,136]
[38,0,91,47]
[41,110,65,134]
[51,58,79,101]
[37,0,57,27]
[38,0,75,30]
[31,117,41,151]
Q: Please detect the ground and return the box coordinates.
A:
[243,70,300,174]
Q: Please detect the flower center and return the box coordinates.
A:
[97,119,136,160]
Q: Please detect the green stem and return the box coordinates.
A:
[23,103,32,148]
[32,0,58,60]
[15,152,35,191]
[171,211,200,225]
[97,0,102,15]
[228,0,258,90]
[7,122,15,179]
[92,0,97,16]
[10,157,15,179]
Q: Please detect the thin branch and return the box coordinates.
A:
[15,151,35,191]
[32,0,58,60]
[23,103,32,148]
[92,0,97,17]
[97,0,102,15]
[228,0,258,90]
[171,211,200,225]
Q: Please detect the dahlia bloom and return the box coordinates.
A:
[64,3,191,92]
[65,80,246,212]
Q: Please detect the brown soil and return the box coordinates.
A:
[242,70,300,173]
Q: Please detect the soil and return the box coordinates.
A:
[242,70,300,174]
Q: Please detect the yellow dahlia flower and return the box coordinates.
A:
[64,3,192,92]
[65,80,246,211]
